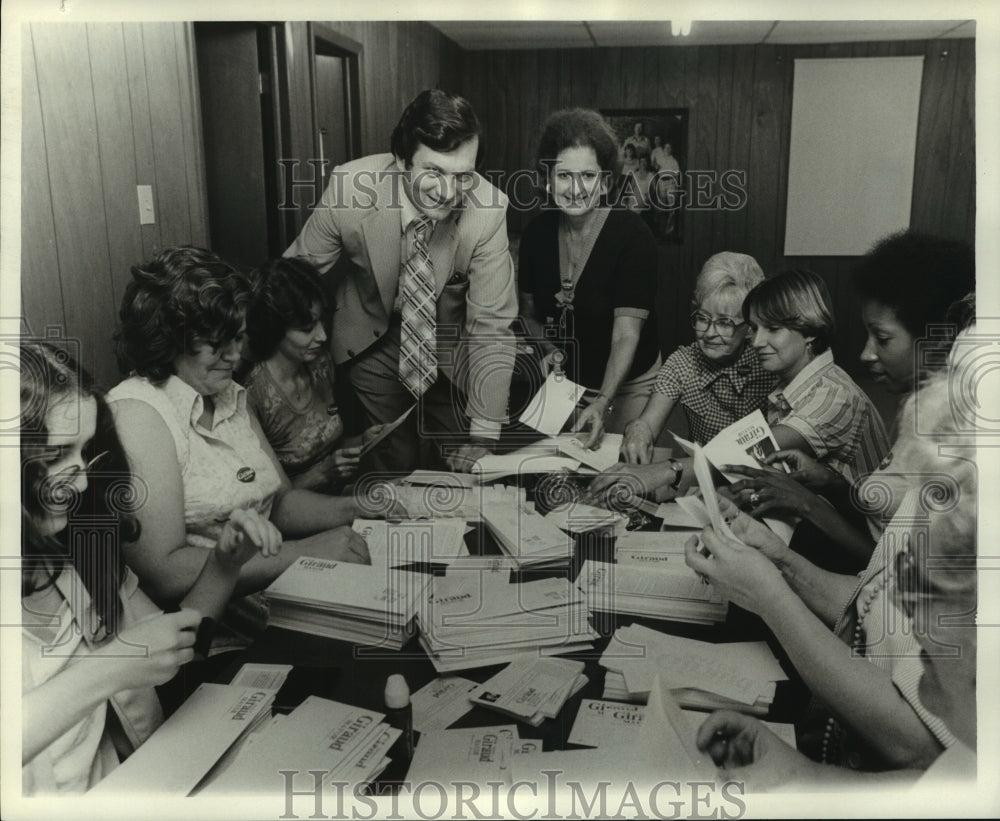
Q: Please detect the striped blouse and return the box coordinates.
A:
[767,350,890,483]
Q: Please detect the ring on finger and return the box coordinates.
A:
[749,491,761,506]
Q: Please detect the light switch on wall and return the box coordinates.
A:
[137,185,156,225]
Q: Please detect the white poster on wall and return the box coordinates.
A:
[784,56,924,256]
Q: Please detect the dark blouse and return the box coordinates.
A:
[518,208,660,390]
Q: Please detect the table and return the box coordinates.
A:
[215,477,809,789]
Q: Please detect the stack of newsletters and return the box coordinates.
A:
[576,557,728,625]
[199,695,398,795]
[418,565,598,672]
[599,623,787,715]
[467,655,588,726]
[480,485,576,569]
[264,555,430,649]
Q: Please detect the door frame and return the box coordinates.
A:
[308,23,363,168]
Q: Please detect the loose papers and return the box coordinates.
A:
[672,409,796,543]
[468,655,588,726]
[199,696,396,794]
[599,623,786,714]
[519,371,586,435]
[411,676,479,732]
[90,684,274,795]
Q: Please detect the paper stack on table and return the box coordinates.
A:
[418,571,598,672]
[480,492,575,569]
[264,556,431,649]
[352,518,469,567]
[198,696,397,795]
[405,725,541,787]
[89,683,275,795]
[576,559,728,625]
[468,655,588,727]
[613,529,699,570]
[544,500,627,534]
[599,623,787,715]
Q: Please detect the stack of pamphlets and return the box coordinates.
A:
[480,488,575,569]
[199,696,397,794]
[613,529,698,571]
[89,683,275,795]
[467,655,588,726]
[418,569,598,672]
[599,623,786,715]
[264,556,431,649]
[576,559,728,625]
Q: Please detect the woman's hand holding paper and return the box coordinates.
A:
[723,463,820,519]
[683,521,789,617]
[696,711,819,791]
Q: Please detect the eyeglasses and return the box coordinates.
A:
[891,548,976,621]
[690,311,746,339]
[50,450,111,485]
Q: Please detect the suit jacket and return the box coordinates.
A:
[284,153,517,423]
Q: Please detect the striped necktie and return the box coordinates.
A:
[398,215,438,398]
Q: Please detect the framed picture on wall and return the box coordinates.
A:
[601,108,688,243]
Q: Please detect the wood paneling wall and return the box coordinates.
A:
[458,39,976,375]
[21,22,208,389]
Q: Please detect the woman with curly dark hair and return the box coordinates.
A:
[242,258,384,491]
[108,246,373,654]
[518,108,661,449]
[21,341,278,793]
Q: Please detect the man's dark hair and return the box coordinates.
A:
[390,89,481,166]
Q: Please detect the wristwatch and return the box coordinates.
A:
[668,458,684,490]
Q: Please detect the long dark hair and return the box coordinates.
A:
[21,341,140,634]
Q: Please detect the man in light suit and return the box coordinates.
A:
[284,90,517,473]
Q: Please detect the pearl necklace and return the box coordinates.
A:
[820,549,903,765]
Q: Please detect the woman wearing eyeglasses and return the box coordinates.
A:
[108,247,372,658]
[20,342,280,793]
[620,251,773,464]
[518,108,660,449]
